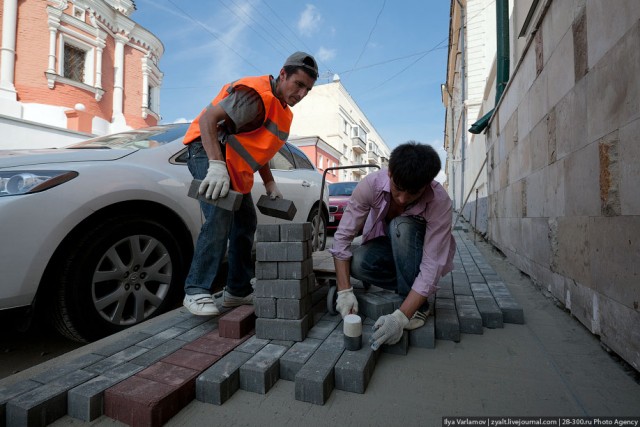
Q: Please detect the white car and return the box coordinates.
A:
[0,123,328,342]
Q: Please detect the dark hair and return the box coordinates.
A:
[388,141,441,193]
[283,65,318,81]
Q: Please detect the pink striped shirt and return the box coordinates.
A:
[329,169,456,297]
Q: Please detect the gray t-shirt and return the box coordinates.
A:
[216,76,277,140]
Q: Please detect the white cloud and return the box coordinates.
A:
[172,117,191,123]
[297,4,322,36]
[316,47,336,62]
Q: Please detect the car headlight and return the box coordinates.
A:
[0,170,78,196]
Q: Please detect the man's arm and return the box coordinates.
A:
[198,103,228,162]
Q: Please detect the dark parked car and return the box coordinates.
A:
[328,181,359,232]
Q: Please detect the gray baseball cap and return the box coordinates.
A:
[283,51,318,79]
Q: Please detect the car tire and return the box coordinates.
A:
[307,206,327,251]
[52,214,187,342]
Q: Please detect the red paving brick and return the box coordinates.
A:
[104,375,190,427]
[136,361,199,387]
[162,349,222,371]
[218,306,257,339]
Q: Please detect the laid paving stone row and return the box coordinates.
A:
[0,231,525,426]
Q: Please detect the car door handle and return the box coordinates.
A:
[302,181,311,187]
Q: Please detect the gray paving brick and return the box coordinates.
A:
[320,312,342,323]
[334,330,376,394]
[455,295,484,334]
[235,336,271,355]
[239,344,288,394]
[382,330,409,355]
[474,296,504,328]
[435,307,460,342]
[376,291,404,310]
[279,338,322,381]
[278,258,313,279]
[279,222,312,242]
[0,380,41,426]
[6,370,95,427]
[29,353,104,384]
[307,320,339,340]
[91,331,152,357]
[255,316,309,341]
[175,318,218,342]
[436,289,455,299]
[67,363,143,422]
[467,274,485,284]
[453,281,473,296]
[256,224,280,242]
[409,316,436,348]
[277,295,311,320]
[494,296,525,324]
[188,179,242,210]
[436,297,456,310]
[196,350,253,405]
[356,292,395,320]
[254,277,309,299]
[84,346,149,374]
[256,242,288,261]
[255,261,278,279]
[140,313,190,335]
[256,196,297,220]
[128,339,185,367]
[470,282,493,297]
[136,326,187,349]
[254,297,277,318]
[174,314,211,329]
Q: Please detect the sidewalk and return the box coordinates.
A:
[2,223,639,427]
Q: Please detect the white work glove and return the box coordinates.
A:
[336,288,358,318]
[370,309,409,350]
[264,180,283,200]
[199,160,230,200]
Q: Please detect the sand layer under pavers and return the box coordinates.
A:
[0,231,524,427]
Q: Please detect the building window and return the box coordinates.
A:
[63,43,86,83]
[318,154,324,169]
[72,6,86,21]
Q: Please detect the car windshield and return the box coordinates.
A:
[329,182,358,196]
[66,125,188,150]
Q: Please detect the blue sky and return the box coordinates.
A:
[133,0,451,160]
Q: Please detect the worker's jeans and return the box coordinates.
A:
[184,142,256,298]
[350,216,429,311]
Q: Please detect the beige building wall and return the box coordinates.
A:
[455,0,640,370]
[290,76,390,182]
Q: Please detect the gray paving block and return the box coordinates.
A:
[141,311,193,335]
[438,274,453,290]
[375,291,405,310]
[0,380,41,426]
[188,179,242,210]
[409,316,436,348]
[84,346,149,374]
[277,295,311,320]
[334,330,376,393]
[255,261,278,280]
[6,370,95,427]
[278,258,313,280]
[269,340,295,349]
[307,320,339,340]
[455,295,484,334]
[91,331,152,357]
[470,282,493,297]
[382,330,409,355]
[254,276,309,299]
[175,318,218,342]
[279,222,312,242]
[174,314,213,329]
[255,316,309,341]
[239,344,288,394]
[467,274,486,284]
[256,242,288,261]
[453,281,473,296]
[320,312,342,323]
[128,339,185,367]
[67,363,143,422]
[494,296,525,324]
[136,326,187,349]
[254,297,277,318]
[196,351,253,405]
[256,224,280,242]
[294,334,345,406]
[356,292,395,320]
[30,353,104,384]
[256,195,297,220]
[235,336,271,355]
[452,273,469,285]
[436,297,456,310]
[279,338,323,381]
[474,296,504,328]
[435,307,460,342]
[436,289,454,299]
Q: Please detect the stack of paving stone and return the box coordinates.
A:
[253,223,316,342]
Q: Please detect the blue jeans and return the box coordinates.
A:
[184,142,256,297]
[350,216,429,311]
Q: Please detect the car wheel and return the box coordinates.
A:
[307,206,327,251]
[52,215,187,342]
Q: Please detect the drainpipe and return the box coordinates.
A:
[456,0,466,212]
[496,0,510,104]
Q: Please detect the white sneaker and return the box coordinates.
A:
[183,294,220,316]
[405,309,431,331]
[222,289,254,307]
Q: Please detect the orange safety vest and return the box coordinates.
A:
[183,76,293,194]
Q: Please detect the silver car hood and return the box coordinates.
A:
[0,148,135,168]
